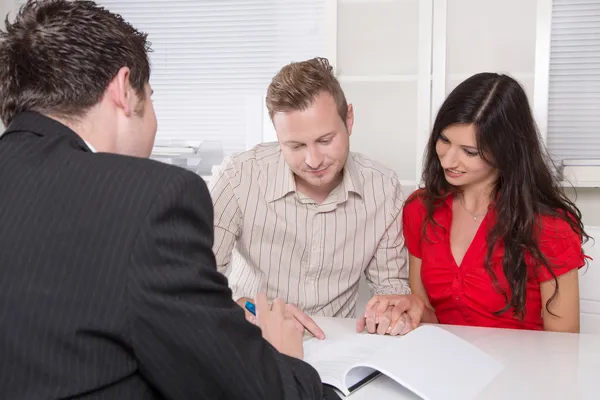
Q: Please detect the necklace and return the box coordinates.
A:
[458,195,488,221]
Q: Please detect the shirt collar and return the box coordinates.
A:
[340,154,363,199]
[266,151,297,202]
[83,140,97,153]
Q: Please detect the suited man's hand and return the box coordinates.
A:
[255,293,305,360]
[239,297,326,340]
[236,297,257,324]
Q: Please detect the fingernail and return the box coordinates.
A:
[392,321,405,335]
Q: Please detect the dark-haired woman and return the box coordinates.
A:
[359,73,588,334]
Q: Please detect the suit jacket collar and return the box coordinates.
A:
[2,111,93,153]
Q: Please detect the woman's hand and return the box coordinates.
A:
[356,294,427,336]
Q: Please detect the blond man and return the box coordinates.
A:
[210,57,410,336]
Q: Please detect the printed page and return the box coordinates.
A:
[304,333,390,395]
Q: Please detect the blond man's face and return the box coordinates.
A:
[273,92,354,193]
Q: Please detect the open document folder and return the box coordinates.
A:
[304,322,503,399]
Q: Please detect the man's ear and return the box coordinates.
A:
[346,103,354,136]
[106,67,134,116]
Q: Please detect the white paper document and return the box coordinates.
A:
[304,324,504,399]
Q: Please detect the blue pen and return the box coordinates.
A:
[244,301,256,316]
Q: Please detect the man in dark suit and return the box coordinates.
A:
[0,1,335,399]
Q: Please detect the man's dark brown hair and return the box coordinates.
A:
[0,0,151,126]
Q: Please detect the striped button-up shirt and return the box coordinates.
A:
[209,142,409,318]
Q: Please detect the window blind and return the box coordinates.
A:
[547,0,600,162]
[15,0,325,160]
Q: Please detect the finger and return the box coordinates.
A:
[356,316,367,333]
[293,317,304,332]
[389,312,408,336]
[254,293,270,332]
[399,313,414,335]
[407,305,424,330]
[244,309,257,325]
[255,292,269,323]
[376,308,393,335]
[375,299,390,322]
[365,306,378,334]
[282,306,302,327]
[283,304,295,319]
[271,297,285,314]
[364,296,380,315]
[282,308,304,334]
[390,296,412,315]
[287,305,325,339]
[387,306,406,336]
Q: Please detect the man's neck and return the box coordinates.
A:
[295,173,343,205]
[46,111,112,153]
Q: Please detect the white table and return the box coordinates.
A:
[308,317,600,399]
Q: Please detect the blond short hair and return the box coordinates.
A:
[266,57,348,125]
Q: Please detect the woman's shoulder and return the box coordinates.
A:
[404,188,453,214]
[537,213,581,241]
[531,212,587,279]
[404,188,427,215]
[406,188,425,203]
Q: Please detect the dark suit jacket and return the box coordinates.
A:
[0,112,330,399]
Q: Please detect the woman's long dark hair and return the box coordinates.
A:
[419,72,588,318]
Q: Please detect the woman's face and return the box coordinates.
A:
[435,123,498,191]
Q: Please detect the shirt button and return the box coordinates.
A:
[454,295,460,300]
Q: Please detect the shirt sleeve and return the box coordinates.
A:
[535,215,586,282]
[402,190,426,259]
[208,157,242,276]
[364,177,411,296]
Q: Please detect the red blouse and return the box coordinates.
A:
[402,190,586,330]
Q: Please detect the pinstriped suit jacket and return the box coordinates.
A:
[0,112,327,399]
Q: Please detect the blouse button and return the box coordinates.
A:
[454,295,460,300]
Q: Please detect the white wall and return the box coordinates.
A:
[337,0,600,228]
[566,188,600,228]
[0,0,12,20]
[446,0,600,227]
[337,0,423,185]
